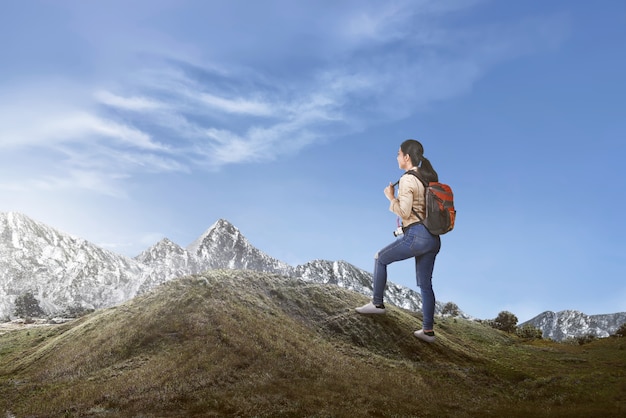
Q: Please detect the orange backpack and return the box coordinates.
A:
[404,171,456,235]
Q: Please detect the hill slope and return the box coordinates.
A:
[1,270,624,417]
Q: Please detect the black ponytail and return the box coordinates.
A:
[419,156,438,183]
[400,139,438,183]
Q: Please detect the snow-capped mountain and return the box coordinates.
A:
[134,238,199,293]
[185,219,293,275]
[134,219,294,293]
[0,212,147,319]
[520,310,626,341]
[0,212,436,321]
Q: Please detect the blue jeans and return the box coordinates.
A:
[373,223,441,330]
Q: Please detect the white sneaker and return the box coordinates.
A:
[355,302,386,314]
[414,329,436,343]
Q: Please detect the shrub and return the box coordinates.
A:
[576,334,596,345]
[14,291,45,318]
[492,311,518,333]
[561,334,597,345]
[612,322,626,337]
[516,324,543,339]
[441,302,460,317]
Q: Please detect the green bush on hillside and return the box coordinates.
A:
[441,302,460,317]
[576,334,597,345]
[14,291,45,319]
[516,324,543,339]
[563,334,597,345]
[491,311,518,333]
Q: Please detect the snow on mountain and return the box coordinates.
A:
[185,219,293,275]
[0,212,148,320]
[294,259,372,293]
[135,237,190,267]
[1,213,442,321]
[1,214,298,320]
[133,220,293,293]
[133,238,199,293]
[520,310,626,341]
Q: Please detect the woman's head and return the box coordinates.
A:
[400,139,424,167]
[400,139,438,182]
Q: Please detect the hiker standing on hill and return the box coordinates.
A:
[356,139,441,343]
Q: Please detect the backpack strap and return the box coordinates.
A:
[400,170,427,222]
[403,170,428,187]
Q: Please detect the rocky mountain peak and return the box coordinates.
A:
[185,219,291,274]
[186,219,235,257]
[135,238,186,264]
[521,310,626,340]
[1,211,76,251]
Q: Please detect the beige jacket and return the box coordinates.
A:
[389,170,426,227]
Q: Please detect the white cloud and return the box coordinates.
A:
[202,129,252,164]
[197,92,274,116]
[75,113,166,151]
[0,0,570,195]
[0,104,164,152]
[0,169,128,197]
[0,90,186,197]
[95,90,166,112]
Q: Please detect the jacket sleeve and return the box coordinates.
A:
[389,175,415,220]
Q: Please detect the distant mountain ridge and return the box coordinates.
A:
[0,212,443,323]
[520,310,626,341]
[0,212,146,319]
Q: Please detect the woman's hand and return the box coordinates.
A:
[384,183,396,201]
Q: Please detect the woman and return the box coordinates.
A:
[355,139,441,343]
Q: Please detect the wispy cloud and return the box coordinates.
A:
[0,168,129,197]
[0,91,184,195]
[95,90,166,112]
[197,92,274,116]
[0,0,569,195]
[0,104,165,152]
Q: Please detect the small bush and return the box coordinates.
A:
[491,311,518,333]
[14,291,45,318]
[562,334,597,346]
[442,302,460,317]
[576,334,597,345]
[516,324,543,340]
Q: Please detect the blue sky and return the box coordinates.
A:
[1,0,624,323]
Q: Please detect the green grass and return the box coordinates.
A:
[0,270,624,417]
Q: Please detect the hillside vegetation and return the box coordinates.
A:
[0,270,624,417]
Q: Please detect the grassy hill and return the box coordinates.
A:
[0,270,624,417]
